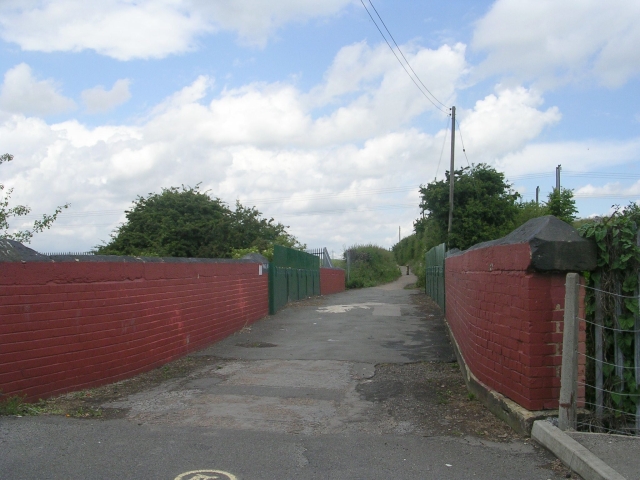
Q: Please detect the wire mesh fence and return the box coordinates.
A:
[559,273,640,436]
[574,282,640,436]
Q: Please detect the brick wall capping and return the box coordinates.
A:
[240,252,269,266]
[447,215,596,272]
[0,239,261,265]
[0,238,51,262]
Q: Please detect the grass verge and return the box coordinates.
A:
[344,244,401,288]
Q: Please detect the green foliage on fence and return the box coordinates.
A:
[579,203,640,430]
[345,244,401,289]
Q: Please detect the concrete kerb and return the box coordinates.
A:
[444,316,628,480]
[531,421,627,480]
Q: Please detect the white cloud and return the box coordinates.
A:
[311,41,464,108]
[2,39,615,254]
[0,63,76,115]
[458,86,561,161]
[493,138,640,178]
[307,42,466,144]
[575,180,640,198]
[190,0,355,48]
[0,1,210,60]
[81,79,131,113]
[472,0,640,87]
[0,0,354,60]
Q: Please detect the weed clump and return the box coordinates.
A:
[0,391,49,416]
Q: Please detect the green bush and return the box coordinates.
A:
[332,258,346,269]
[411,258,426,289]
[344,244,401,288]
[96,186,302,258]
[578,203,640,430]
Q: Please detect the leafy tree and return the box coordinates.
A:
[512,200,548,228]
[96,185,302,259]
[344,243,400,288]
[418,164,521,250]
[1,153,69,243]
[546,187,578,224]
[227,201,302,259]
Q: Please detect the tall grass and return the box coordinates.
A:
[344,244,401,288]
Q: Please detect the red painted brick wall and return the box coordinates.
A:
[0,261,268,401]
[320,268,345,295]
[445,244,586,411]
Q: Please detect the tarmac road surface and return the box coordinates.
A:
[0,270,573,479]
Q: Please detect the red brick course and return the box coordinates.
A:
[320,268,345,295]
[0,261,268,401]
[445,244,586,411]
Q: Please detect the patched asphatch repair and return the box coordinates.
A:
[317,303,401,317]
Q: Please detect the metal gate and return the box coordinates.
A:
[425,243,446,312]
[269,245,320,314]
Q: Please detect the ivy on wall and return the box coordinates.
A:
[579,203,640,431]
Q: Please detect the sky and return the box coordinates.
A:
[1,0,639,257]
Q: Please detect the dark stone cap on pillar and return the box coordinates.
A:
[459,216,597,272]
[505,216,596,271]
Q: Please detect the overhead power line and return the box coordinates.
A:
[14,168,638,224]
[365,0,449,111]
[359,0,450,114]
[14,185,421,221]
[243,185,416,205]
[563,171,640,179]
[454,119,471,168]
[434,115,450,180]
[573,192,640,199]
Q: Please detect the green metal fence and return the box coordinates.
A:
[269,245,320,314]
[425,243,446,312]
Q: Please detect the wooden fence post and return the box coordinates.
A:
[559,272,579,431]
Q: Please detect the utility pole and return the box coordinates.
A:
[536,186,540,205]
[447,106,456,235]
[555,165,562,192]
[398,226,401,243]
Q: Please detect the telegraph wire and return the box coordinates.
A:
[366,0,449,110]
[13,170,639,223]
[434,115,451,180]
[359,0,449,114]
[13,186,421,221]
[563,171,640,179]
[455,119,471,168]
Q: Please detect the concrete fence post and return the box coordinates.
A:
[559,272,580,431]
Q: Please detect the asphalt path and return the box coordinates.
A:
[0,270,569,479]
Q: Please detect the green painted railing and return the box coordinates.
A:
[269,245,320,314]
[425,243,446,312]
